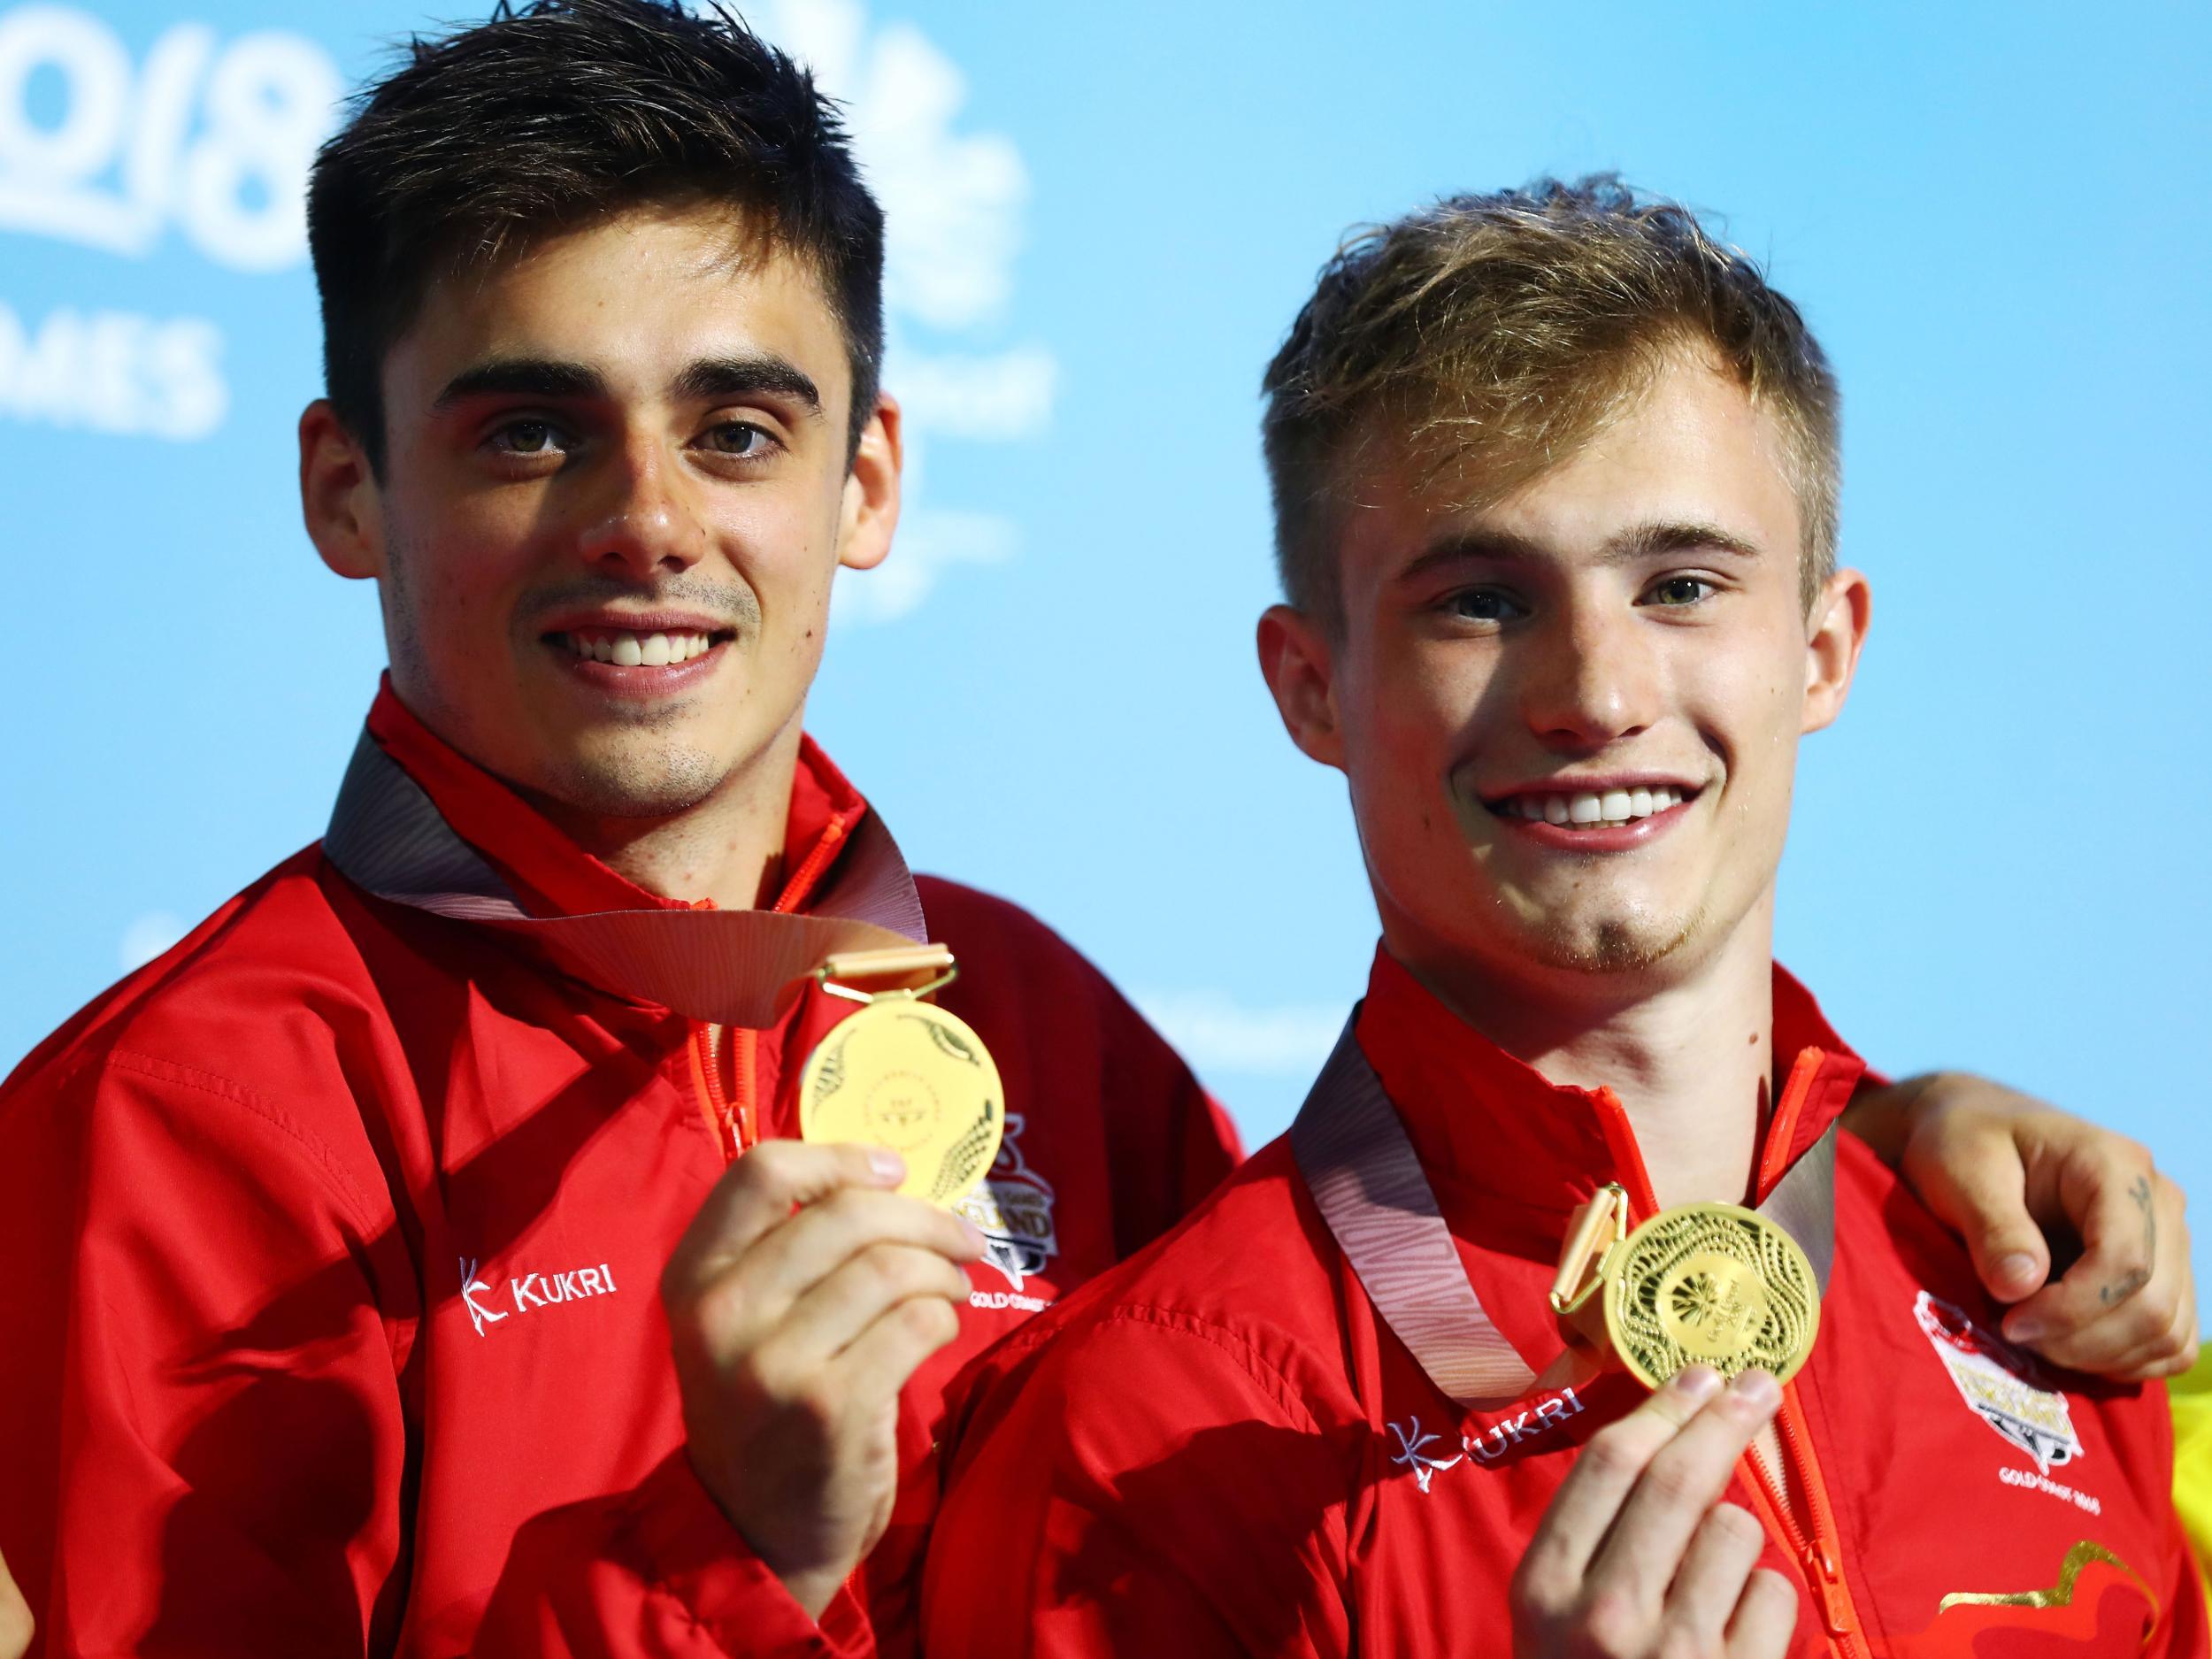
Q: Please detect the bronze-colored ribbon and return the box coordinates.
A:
[1291,1014,1836,1412]
[320,729,928,1027]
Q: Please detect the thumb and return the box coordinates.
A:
[0,1546,31,1659]
[1904,1122,2051,1303]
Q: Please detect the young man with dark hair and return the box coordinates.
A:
[0,12,2188,1657]
[925,180,2205,1657]
[0,5,1233,1653]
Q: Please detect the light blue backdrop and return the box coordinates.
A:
[4,1,2206,1283]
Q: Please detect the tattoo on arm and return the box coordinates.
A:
[2099,1175,2155,1306]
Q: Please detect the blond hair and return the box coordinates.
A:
[1261,177,1839,624]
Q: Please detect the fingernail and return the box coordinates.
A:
[1993,1253,2040,1291]
[957,1216,987,1250]
[1731,1369,1780,1409]
[1674,1364,1722,1401]
[2003,1314,2047,1344]
[867,1150,906,1184]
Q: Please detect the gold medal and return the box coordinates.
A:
[798,947,1003,1210]
[1550,1185,1820,1389]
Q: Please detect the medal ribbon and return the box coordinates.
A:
[1291,1013,1838,1412]
[320,728,928,1025]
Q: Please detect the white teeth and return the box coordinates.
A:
[1509,785,1694,830]
[568,628,720,664]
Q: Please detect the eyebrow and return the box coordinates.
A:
[432,353,823,419]
[671,354,822,417]
[433,357,607,409]
[1398,519,1766,583]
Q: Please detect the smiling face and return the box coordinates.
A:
[302,196,896,825]
[1259,349,1869,1005]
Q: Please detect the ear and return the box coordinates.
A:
[1256,603,1347,770]
[836,391,902,573]
[299,400,385,580]
[1801,565,1871,734]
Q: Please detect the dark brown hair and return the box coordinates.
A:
[308,0,884,472]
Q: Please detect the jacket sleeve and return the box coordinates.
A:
[0,1047,415,1656]
[2151,1506,2211,1658]
[922,1310,1355,1658]
[473,1453,879,1659]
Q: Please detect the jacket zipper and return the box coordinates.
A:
[1741,1391,1870,1659]
[686,809,853,1164]
[1597,1053,1866,1655]
[1740,1047,1869,1657]
[688,1021,756,1163]
[772,811,849,915]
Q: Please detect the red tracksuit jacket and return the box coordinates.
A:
[0,683,1240,1657]
[926,948,2203,1657]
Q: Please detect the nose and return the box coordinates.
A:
[1518,595,1662,751]
[574,432,706,577]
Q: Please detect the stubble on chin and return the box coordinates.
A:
[1525,903,1709,976]
[543,730,723,819]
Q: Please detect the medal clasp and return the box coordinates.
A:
[815,944,960,1003]
[1550,1184,1629,1315]
[1550,1185,1629,1360]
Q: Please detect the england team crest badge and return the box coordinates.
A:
[1914,1290,2084,1474]
[956,1113,1059,1291]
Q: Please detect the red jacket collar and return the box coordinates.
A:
[1353,947,1865,1259]
[363,677,868,921]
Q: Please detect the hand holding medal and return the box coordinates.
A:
[1550,1185,1822,1390]
[798,946,1004,1210]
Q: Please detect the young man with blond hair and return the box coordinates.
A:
[925,179,2203,1656]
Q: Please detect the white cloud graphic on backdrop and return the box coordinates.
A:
[741,0,1056,625]
[118,910,186,971]
[0,2,1045,601]
[1133,990,1345,1079]
[0,6,341,440]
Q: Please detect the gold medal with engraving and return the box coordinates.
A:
[1550,1185,1820,1389]
[798,946,1003,1210]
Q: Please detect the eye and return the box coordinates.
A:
[488,419,569,457]
[1444,588,1528,625]
[1644,575,1716,607]
[703,420,771,457]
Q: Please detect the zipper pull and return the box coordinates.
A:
[1800,1541,1856,1640]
